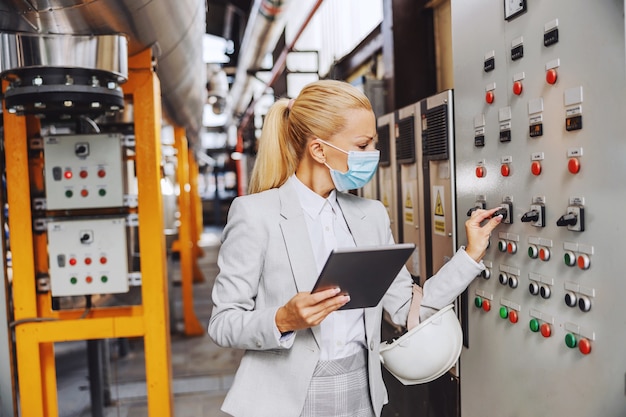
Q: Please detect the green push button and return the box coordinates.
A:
[565,333,577,348]
[101,275,108,283]
[474,297,483,308]
[499,306,508,319]
[65,190,73,198]
[70,277,78,284]
[99,189,106,196]
[529,318,540,332]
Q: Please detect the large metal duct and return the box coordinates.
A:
[0,0,206,144]
[226,0,291,120]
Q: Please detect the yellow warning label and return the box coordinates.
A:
[435,220,445,234]
[405,193,413,209]
[434,190,444,216]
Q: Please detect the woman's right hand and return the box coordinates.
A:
[275,288,350,333]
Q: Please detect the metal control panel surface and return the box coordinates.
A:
[452,0,626,415]
[47,217,129,296]
[43,133,125,210]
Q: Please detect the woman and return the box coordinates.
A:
[208,80,502,417]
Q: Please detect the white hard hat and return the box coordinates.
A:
[379,304,462,385]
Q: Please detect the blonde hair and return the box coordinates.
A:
[248,80,373,194]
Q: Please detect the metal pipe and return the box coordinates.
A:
[236,0,324,136]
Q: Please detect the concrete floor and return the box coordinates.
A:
[55,226,243,417]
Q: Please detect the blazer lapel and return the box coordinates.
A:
[278,182,322,347]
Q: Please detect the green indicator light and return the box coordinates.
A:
[499,306,508,319]
[70,277,78,284]
[529,318,540,332]
[65,190,73,198]
[101,276,108,283]
[474,297,483,308]
[99,189,106,196]
[565,333,577,348]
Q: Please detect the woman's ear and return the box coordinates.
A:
[309,138,326,163]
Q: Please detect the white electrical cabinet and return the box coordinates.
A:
[47,217,129,296]
[43,133,125,210]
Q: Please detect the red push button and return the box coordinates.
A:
[476,166,486,178]
[98,169,106,178]
[507,242,517,254]
[577,254,590,270]
[85,276,93,284]
[546,68,558,84]
[486,90,495,104]
[79,170,88,179]
[501,164,511,177]
[540,323,552,338]
[513,81,523,95]
[482,299,491,312]
[81,189,89,197]
[84,257,92,265]
[578,338,592,355]
[531,160,542,176]
[100,256,107,264]
[508,310,519,324]
[568,158,580,174]
[539,247,550,261]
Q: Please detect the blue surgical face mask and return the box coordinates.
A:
[317,138,380,192]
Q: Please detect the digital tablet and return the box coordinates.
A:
[311,243,416,310]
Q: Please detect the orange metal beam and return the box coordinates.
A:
[126,47,174,416]
[187,153,206,284]
[173,127,204,336]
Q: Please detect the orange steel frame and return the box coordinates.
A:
[172,127,204,336]
[5,48,174,416]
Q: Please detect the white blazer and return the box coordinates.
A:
[208,180,482,417]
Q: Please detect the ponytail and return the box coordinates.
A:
[248,98,296,194]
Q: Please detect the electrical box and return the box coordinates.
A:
[452,0,626,415]
[376,112,399,242]
[43,133,125,210]
[47,217,129,296]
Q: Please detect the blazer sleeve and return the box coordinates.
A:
[208,195,290,351]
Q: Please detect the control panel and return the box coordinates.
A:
[452,0,626,415]
[47,217,129,297]
[43,133,126,210]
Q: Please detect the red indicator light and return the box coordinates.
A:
[531,161,542,176]
[501,164,511,177]
[546,68,558,85]
[69,258,77,266]
[485,90,495,104]
[64,170,73,179]
[85,276,93,284]
[80,170,88,179]
[81,189,89,197]
[568,158,580,174]
[84,257,92,265]
[100,257,107,264]
[98,169,106,178]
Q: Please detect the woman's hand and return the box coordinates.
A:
[464,207,503,263]
[275,288,350,333]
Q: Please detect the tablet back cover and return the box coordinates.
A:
[312,243,415,309]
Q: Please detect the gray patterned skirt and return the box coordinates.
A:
[300,349,375,417]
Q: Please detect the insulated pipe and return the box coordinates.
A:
[0,0,206,146]
[225,0,291,120]
[236,0,324,137]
